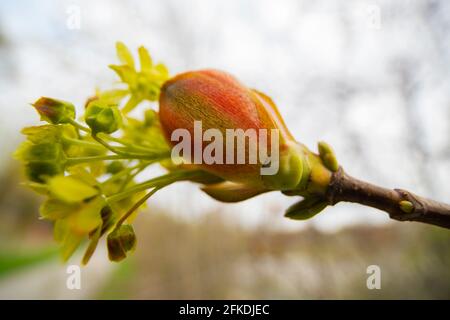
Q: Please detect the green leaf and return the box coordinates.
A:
[115,42,135,69]
[285,197,328,220]
[138,46,152,72]
[48,175,98,203]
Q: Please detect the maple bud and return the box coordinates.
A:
[85,100,122,134]
[159,69,305,189]
[32,97,75,124]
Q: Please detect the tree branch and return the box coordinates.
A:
[325,167,450,229]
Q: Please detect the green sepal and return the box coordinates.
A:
[284,196,328,220]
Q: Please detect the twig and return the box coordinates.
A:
[325,167,450,229]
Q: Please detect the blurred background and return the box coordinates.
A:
[0,0,449,299]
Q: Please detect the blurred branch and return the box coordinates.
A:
[326,167,450,229]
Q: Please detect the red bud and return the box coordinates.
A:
[159,69,295,186]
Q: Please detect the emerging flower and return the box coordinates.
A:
[159,69,307,191]
[32,97,76,124]
[85,100,122,134]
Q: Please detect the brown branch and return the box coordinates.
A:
[325,167,450,229]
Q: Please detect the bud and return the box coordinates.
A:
[106,161,124,174]
[399,200,414,213]
[159,69,300,188]
[22,142,64,162]
[26,161,64,183]
[32,97,75,124]
[21,143,66,182]
[107,224,137,262]
[85,100,122,134]
[261,141,306,190]
[318,141,339,172]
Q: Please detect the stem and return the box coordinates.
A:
[325,167,450,229]
[102,162,148,185]
[66,152,169,166]
[66,154,129,165]
[102,135,160,153]
[115,187,160,229]
[68,119,90,133]
[118,165,146,192]
[107,170,202,203]
[92,134,131,156]
[62,136,105,151]
[92,134,160,158]
[122,95,141,114]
